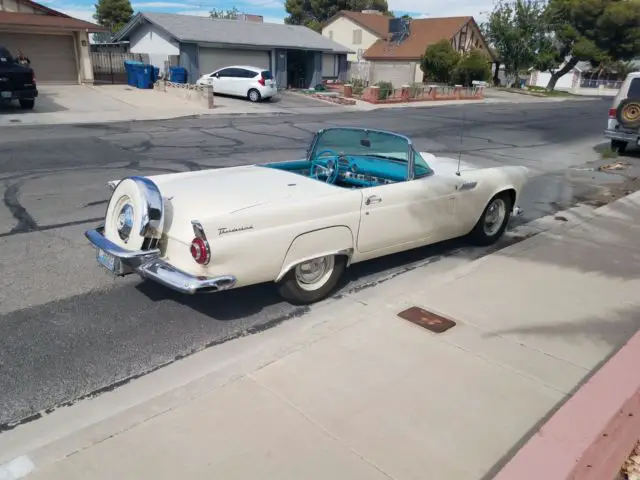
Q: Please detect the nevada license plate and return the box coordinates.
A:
[1,91,11,98]
[96,248,116,273]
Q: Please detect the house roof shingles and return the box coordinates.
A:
[331,10,391,37]
[117,12,352,53]
[363,16,472,60]
[0,11,106,31]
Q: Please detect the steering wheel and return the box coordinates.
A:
[311,149,341,184]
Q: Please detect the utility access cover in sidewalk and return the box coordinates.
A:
[398,307,456,333]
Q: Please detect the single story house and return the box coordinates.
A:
[0,0,105,83]
[113,12,353,89]
[322,10,496,87]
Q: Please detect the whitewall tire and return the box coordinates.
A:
[277,255,346,305]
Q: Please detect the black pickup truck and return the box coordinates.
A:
[0,46,38,110]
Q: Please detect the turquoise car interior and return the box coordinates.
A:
[262,127,433,189]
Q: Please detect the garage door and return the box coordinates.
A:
[0,32,77,83]
[198,48,270,77]
[370,62,414,88]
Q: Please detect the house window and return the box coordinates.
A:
[328,30,333,40]
[352,29,362,45]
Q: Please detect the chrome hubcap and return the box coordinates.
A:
[294,256,335,290]
[483,198,506,236]
[116,202,134,242]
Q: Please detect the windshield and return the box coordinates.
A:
[310,128,433,178]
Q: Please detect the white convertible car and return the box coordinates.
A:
[86,127,529,305]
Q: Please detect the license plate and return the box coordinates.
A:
[96,248,117,273]
[1,91,11,98]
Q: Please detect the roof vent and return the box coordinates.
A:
[362,9,382,14]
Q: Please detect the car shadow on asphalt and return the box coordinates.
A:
[134,234,521,322]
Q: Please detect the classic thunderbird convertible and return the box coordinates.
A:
[86,127,529,305]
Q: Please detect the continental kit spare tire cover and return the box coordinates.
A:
[616,98,640,129]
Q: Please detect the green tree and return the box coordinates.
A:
[93,0,133,34]
[454,49,493,85]
[481,0,549,87]
[210,7,240,19]
[542,0,640,91]
[284,0,390,32]
[419,39,461,84]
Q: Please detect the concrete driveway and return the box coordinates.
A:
[0,85,348,126]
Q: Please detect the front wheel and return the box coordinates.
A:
[468,192,512,246]
[276,255,346,305]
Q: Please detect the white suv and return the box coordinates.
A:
[605,71,640,153]
[195,65,277,102]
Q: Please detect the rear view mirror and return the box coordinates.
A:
[360,139,371,148]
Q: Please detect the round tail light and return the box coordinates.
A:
[190,237,210,265]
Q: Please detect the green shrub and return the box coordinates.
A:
[453,49,492,86]
[375,80,393,99]
[351,77,365,95]
[420,39,461,84]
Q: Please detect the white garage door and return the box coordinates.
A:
[0,32,78,84]
[322,53,337,77]
[198,48,270,76]
[371,62,414,88]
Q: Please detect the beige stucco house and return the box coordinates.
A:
[322,10,496,87]
[0,0,105,83]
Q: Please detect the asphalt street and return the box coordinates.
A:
[1,97,635,430]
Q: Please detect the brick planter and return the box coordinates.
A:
[357,84,485,104]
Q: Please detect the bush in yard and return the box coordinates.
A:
[351,78,365,95]
[420,39,461,84]
[453,49,492,86]
[375,81,393,100]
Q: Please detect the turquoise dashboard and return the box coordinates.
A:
[263,155,410,188]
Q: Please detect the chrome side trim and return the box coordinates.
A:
[85,227,236,295]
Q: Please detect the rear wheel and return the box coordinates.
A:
[468,192,512,246]
[19,99,34,110]
[611,139,628,153]
[277,255,346,305]
[248,89,261,102]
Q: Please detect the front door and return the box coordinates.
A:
[356,176,459,254]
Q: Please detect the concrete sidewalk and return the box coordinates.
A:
[2,193,640,480]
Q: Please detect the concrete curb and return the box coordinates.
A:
[493,330,640,480]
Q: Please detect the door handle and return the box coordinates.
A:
[365,195,382,205]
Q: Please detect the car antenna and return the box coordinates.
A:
[456,110,464,176]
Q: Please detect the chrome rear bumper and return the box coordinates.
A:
[85,227,236,294]
[604,128,640,143]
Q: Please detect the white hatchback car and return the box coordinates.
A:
[195,65,277,102]
[605,71,640,153]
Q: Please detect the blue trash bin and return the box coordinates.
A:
[153,66,159,82]
[136,65,154,89]
[169,66,187,84]
[124,60,145,87]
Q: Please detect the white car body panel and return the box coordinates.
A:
[102,153,528,289]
